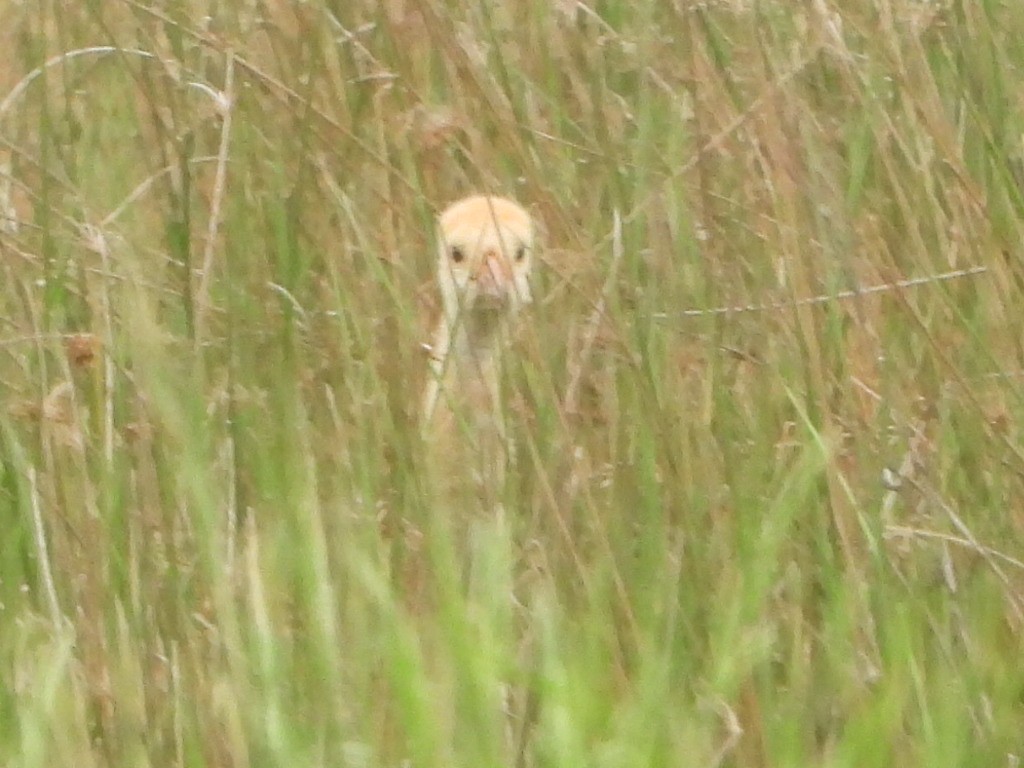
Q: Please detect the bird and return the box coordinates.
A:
[415,195,539,762]
[421,194,535,499]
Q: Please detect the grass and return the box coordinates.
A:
[1,0,1023,765]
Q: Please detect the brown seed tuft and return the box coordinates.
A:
[65,333,101,369]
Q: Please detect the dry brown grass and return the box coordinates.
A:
[2,1,1024,765]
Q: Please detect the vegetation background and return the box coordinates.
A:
[1,0,1023,765]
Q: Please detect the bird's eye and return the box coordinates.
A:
[450,246,465,263]
[514,246,526,262]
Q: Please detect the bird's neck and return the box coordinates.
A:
[453,308,507,366]
[423,310,509,429]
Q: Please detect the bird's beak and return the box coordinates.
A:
[473,251,511,305]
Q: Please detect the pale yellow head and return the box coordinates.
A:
[436,195,534,326]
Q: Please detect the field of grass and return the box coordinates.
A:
[2,1,1024,765]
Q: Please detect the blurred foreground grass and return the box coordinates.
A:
[2,1,1024,766]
